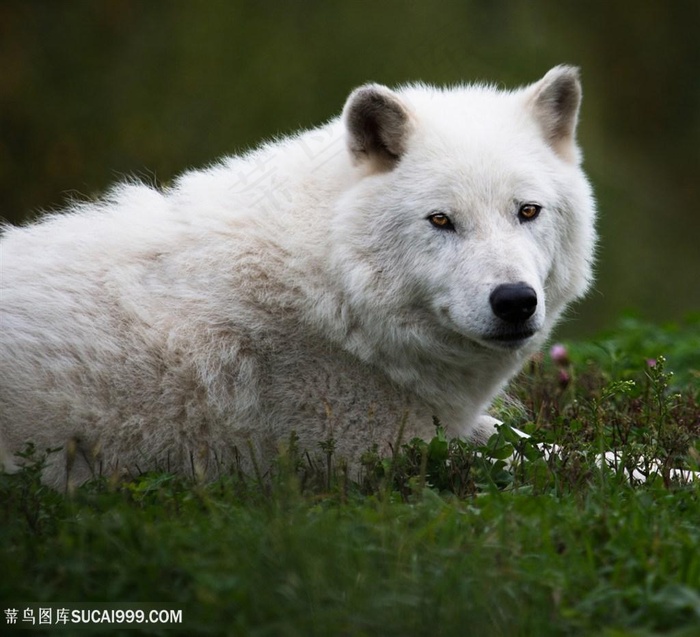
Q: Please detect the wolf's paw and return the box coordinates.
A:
[470,415,502,445]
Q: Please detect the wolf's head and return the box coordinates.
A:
[332,66,596,363]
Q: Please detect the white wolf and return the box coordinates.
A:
[0,66,596,488]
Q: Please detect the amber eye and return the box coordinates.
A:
[428,212,455,231]
[518,203,542,223]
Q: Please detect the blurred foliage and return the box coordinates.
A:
[568,313,700,389]
[0,0,698,336]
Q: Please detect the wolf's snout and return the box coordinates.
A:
[489,283,538,323]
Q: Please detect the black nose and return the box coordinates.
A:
[489,283,538,323]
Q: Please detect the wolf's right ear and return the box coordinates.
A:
[343,84,412,169]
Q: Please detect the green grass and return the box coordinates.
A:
[1,317,699,636]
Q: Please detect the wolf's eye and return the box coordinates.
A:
[427,212,455,231]
[518,203,542,223]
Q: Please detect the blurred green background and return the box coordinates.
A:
[1,0,698,338]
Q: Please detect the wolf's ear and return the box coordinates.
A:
[527,65,582,163]
[343,84,412,169]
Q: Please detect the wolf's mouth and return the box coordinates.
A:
[485,327,537,349]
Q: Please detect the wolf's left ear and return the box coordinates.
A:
[343,83,412,169]
[527,65,582,163]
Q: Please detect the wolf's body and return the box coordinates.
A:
[0,67,596,488]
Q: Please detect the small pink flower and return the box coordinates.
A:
[550,343,570,367]
[646,358,657,368]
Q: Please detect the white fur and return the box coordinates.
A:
[0,67,596,488]
[508,427,700,484]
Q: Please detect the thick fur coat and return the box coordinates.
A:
[0,66,596,488]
